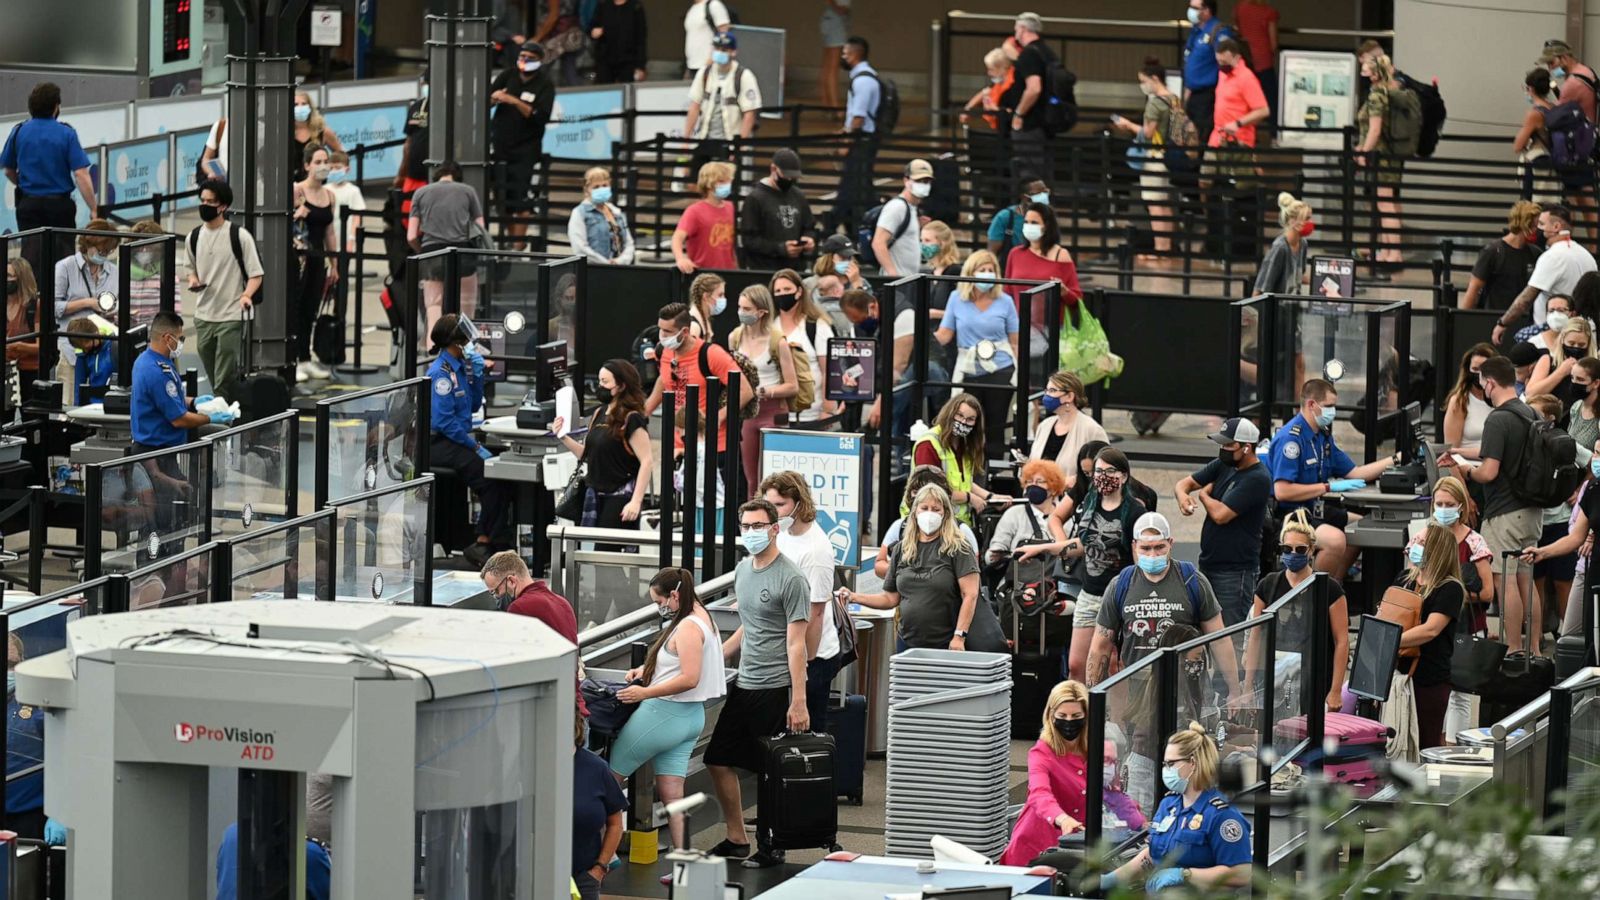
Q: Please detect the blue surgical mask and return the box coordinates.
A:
[1433,506,1460,527]
[974,273,997,292]
[1315,405,1336,428]
[1407,543,1425,567]
[1137,553,1169,576]
[87,252,109,266]
[1185,7,1200,25]
[294,105,311,122]
[1029,191,1050,205]
[521,59,542,73]
[712,50,731,66]
[1553,66,1568,79]
[1280,551,1311,573]
[660,331,683,351]
[1592,457,1600,478]
[834,259,852,276]
[712,294,727,315]
[327,169,351,184]
[737,311,759,327]
[1041,394,1064,413]
[590,185,613,204]
[741,529,771,555]
[714,182,732,199]
[1162,764,1188,793]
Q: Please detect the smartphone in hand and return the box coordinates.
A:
[187,283,206,292]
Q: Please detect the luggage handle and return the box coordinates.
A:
[239,305,257,373]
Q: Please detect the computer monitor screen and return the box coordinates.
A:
[1350,614,1402,701]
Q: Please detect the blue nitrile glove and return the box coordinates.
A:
[44,818,66,845]
[1099,872,1119,893]
[195,394,214,406]
[209,410,236,425]
[465,343,486,381]
[476,445,493,461]
[1329,478,1366,493]
[1146,867,1185,892]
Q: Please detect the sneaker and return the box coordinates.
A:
[294,363,310,384]
[741,847,785,869]
[707,839,750,859]
[305,360,332,380]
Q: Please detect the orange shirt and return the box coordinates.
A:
[1210,65,1268,148]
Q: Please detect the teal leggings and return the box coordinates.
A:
[607,698,706,779]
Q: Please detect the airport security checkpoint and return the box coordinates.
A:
[5,0,1600,898]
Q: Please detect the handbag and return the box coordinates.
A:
[579,677,638,748]
[554,462,588,521]
[311,291,344,365]
[1450,615,1507,696]
[963,596,1009,654]
[1376,583,1424,675]
[1057,303,1123,388]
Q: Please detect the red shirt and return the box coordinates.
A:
[1210,64,1269,148]
[1233,2,1279,72]
[660,338,740,451]
[676,199,738,270]
[508,580,587,716]
[1004,245,1083,332]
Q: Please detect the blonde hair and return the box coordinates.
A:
[584,166,613,189]
[1279,507,1317,548]
[737,284,776,335]
[1366,52,1395,84]
[294,90,328,137]
[1040,680,1090,757]
[688,273,724,323]
[900,484,967,564]
[1277,192,1311,233]
[696,161,735,197]
[1407,523,1464,593]
[922,220,961,270]
[1508,200,1542,235]
[983,47,1010,73]
[1431,475,1474,528]
[957,250,1001,301]
[7,258,39,306]
[1557,317,1594,354]
[1167,722,1220,792]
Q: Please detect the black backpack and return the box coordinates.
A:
[1502,402,1585,507]
[851,70,900,135]
[856,196,912,270]
[1394,70,1447,158]
[1035,45,1079,136]
[187,221,250,285]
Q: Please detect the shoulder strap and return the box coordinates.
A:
[1178,561,1205,619]
[1027,506,1045,540]
[1573,68,1600,94]
[891,197,914,242]
[697,338,712,379]
[188,226,201,263]
[228,222,248,283]
[1113,566,1137,617]
[804,318,818,348]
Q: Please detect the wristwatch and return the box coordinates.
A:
[953,629,970,638]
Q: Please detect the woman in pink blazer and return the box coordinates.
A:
[1001,680,1091,866]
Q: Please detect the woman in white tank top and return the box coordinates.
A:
[609,568,727,849]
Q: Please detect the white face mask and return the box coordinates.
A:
[910,181,932,199]
[915,510,944,535]
[777,515,795,533]
[1548,311,1572,331]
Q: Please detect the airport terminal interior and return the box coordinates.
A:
[3,0,1600,896]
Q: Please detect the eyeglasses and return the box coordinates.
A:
[953,415,979,426]
[1162,756,1191,766]
[739,521,774,532]
[1281,543,1313,553]
[1092,467,1120,476]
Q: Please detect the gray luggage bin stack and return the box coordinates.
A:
[884,648,1012,860]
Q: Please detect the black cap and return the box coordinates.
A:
[772,148,802,179]
[1508,341,1541,367]
[820,234,857,258]
[520,40,545,57]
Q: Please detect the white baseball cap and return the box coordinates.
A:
[1134,512,1172,541]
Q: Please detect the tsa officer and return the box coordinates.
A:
[5,633,46,840]
[1265,378,1392,578]
[131,312,233,454]
[0,82,97,232]
[428,313,509,567]
[1098,723,1252,893]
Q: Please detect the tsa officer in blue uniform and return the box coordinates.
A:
[131,312,233,454]
[5,633,46,840]
[1099,723,1252,893]
[1265,378,1392,578]
[0,82,97,232]
[428,313,509,567]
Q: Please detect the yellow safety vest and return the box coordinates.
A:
[908,425,975,525]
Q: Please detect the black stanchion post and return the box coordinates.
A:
[26,485,43,595]
[1341,127,1356,253]
[722,369,743,566]
[403,255,421,380]
[1307,573,1330,752]
[659,390,677,571]
[1439,238,1455,291]
[682,384,700,574]
[875,280,896,544]
[702,376,722,582]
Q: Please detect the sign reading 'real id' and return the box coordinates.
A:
[760,430,866,568]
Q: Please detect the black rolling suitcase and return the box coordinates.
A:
[756,731,838,851]
[1011,602,1055,741]
[227,310,290,423]
[1479,551,1557,726]
[827,694,868,805]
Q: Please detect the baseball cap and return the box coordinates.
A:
[820,234,857,258]
[519,40,545,57]
[1541,39,1573,64]
[905,159,934,180]
[713,32,737,50]
[772,148,802,179]
[1133,512,1172,542]
[1208,417,1262,446]
[1508,340,1542,367]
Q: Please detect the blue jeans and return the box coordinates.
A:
[1203,565,1259,627]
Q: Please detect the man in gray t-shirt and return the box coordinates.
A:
[703,499,814,867]
[1087,513,1241,704]
[871,159,934,278]
[407,162,484,251]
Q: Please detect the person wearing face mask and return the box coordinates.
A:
[762,472,843,727]
[323,150,366,257]
[730,285,800,491]
[1019,448,1146,682]
[1567,357,1600,458]
[477,549,590,741]
[1391,524,1468,751]
[1174,418,1270,627]
[610,568,725,853]
[876,466,983,577]
[1206,38,1268,218]
[1181,0,1235,151]
[1496,205,1597,347]
[1008,12,1058,184]
[428,314,509,566]
[987,177,1050,267]
[1526,317,1595,401]
[771,269,840,426]
[739,149,816,271]
[1111,59,1183,261]
[550,360,652,530]
[489,41,556,249]
[131,312,231,453]
[1028,370,1107,473]
[672,161,740,274]
[125,219,166,326]
[1254,192,1315,295]
[810,235,867,295]
[1088,513,1241,704]
[4,259,41,399]
[643,302,755,458]
[683,272,725,342]
[1442,343,1498,466]
[288,91,343,184]
[1,82,97,233]
[1515,290,1577,349]
[1266,379,1394,578]
[1003,202,1082,357]
[63,318,113,404]
[683,32,761,183]
[839,288,934,432]
[999,680,1093,866]
[1461,202,1543,338]
[872,159,936,278]
[829,35,885,235]
[921,220,963,301]
[4,632,46,840]
[1539,38,1600,124]
[988,459,1066,565]
[291,144,341,383]
[1099,723,1252,894]
[1513,68,1572,207]
[567,166,636,265]
[935,250,1019,458]
[52,219,119,390]
[1244,510,1352,713]
[1526,437,1600,649]
[959,46,1018,135]
[705,499,813,868]
[843,484,982,655]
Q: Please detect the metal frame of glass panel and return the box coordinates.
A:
[209,410,300,540]
[313,378,429,509]
[83,442,213,579]
[327,476,435,605]
[213,509,336,603]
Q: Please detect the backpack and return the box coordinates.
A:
[1395,71,1447,158]
[1035,45,1079,136]
[857,196,912,270]
[1159,95,1201,172]
[187,222,250,285]
[1542,100,1598,172]
[1111,560,1207,624]
[697,339,761,418]
[851,70,900,135]
[729,325,816,414]
[1500,402,1585,507]
[1381,85,1424,159]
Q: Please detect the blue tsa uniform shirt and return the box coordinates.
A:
[6,692,44,814]
[216,823,331,900]
[1147,788,1252,870]
[130,347,190,449]
[1265,413,1354,515]
[1183,19,1233,90]
[427,351,481,448]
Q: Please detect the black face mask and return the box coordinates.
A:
[774,176,796,193]
[1218,447,1239,468]
[1218,63,1235,75]
[1052,718,1084,741]
[774,292,800,312]
[838,57,852,71]
[594,385,614,404]
[1564,345,1587,360]
[4,282,16,297]
[198,204,222,223]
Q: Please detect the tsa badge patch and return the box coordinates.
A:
[166,381,180,399]
[434,376,452,396]
[1220,819,1243,843]
[1282,440,1300,460]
